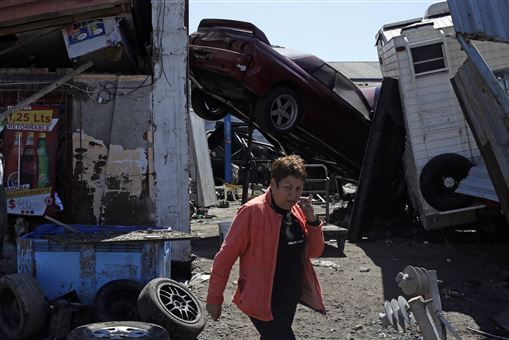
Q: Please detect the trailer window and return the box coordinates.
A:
[495,69,509,95]
[411,43,446,75]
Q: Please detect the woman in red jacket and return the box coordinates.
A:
[206,155,326,339]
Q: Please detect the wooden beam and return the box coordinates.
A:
[0,4,129,37]
[0,0,36,10]
[451,36,509,224]
[0,61,93,122]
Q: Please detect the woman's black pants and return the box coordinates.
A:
[249,303,297,340]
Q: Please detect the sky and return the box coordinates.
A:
[189,0,438,62]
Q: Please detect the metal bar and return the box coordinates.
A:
[304,164,330,221]
[437,312,462,340]
[224,114,232,183]
[44,215,81,234]
[427,270,447,339]
[325,177,330,220]
[466,327,509,340]
[241,121,254,204]
[0,61,93,123]
[408,296,441,340]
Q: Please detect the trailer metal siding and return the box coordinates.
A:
[448,0,509,44]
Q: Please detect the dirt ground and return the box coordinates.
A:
[189,200,509,340]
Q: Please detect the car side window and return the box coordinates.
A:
[312,64,336,89]
[333,73,370,118]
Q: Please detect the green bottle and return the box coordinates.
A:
[37,132,49,188]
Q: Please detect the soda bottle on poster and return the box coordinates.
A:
[20,131,38,189]
[5,131,24,188]
[37,132,49,188]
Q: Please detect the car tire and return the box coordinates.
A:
[256,86,303,134]
[137,278,206,340]
[93,279,143,322]
[0,273,48,339]
[67,321,169,340]
[191,87,228,120]
[419,153,473,211]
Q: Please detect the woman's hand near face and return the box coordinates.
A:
[297,196,317,222]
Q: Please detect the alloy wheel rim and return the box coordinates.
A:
[269,94,298,129]
[90,326,149,338]
[158,282,200,324]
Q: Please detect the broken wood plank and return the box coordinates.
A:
[0,61,93,122]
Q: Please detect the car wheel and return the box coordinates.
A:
[191,87,228,120]
[256,86,302,133]
[419,153,473,211]
[0,273,48,339]
[93,279,143,322]
[137,278,206,340]
[67,321,169,340]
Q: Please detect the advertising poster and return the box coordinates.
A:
[62,17,121,59]
[65,19,106,46]
[2,105,60,216]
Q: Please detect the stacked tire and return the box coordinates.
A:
[137,278,206,340]
[68,278,206,340]
[67,321,169,340]
[0,273,48,339]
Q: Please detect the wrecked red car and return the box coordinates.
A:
[189,19,372,179]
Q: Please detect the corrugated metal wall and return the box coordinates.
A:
[448,0,509,43]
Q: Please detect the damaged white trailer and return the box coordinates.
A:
[375,1,509,230]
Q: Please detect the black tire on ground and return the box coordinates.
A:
[191,87,228,120]
[93,279,143,322]
[419,153,474,211]
[0,273,48,339]
[255,86,303,134]
[137,278,206,340]
[67,321,169,340]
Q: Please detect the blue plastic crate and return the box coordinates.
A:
[17,224,171,304]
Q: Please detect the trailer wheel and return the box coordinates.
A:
[0,273,48,339]
[93,279,143,322]
[67,321,169,340]
[256,86,303,134]
[191,87,228,120]
[137,278,206,340]
[419,153,473,211]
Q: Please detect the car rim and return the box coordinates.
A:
[90,326,149,337]
[158,282,200,324]
[269,94,298,130]
[205,97,225,117]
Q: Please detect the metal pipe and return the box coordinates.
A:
[224,114,232,184]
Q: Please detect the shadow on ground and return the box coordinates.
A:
[192,237,221,260]
[356,225,509,338]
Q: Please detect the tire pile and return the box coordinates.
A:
[0,274,206,339]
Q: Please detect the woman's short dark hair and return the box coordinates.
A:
[271,155,306,184]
